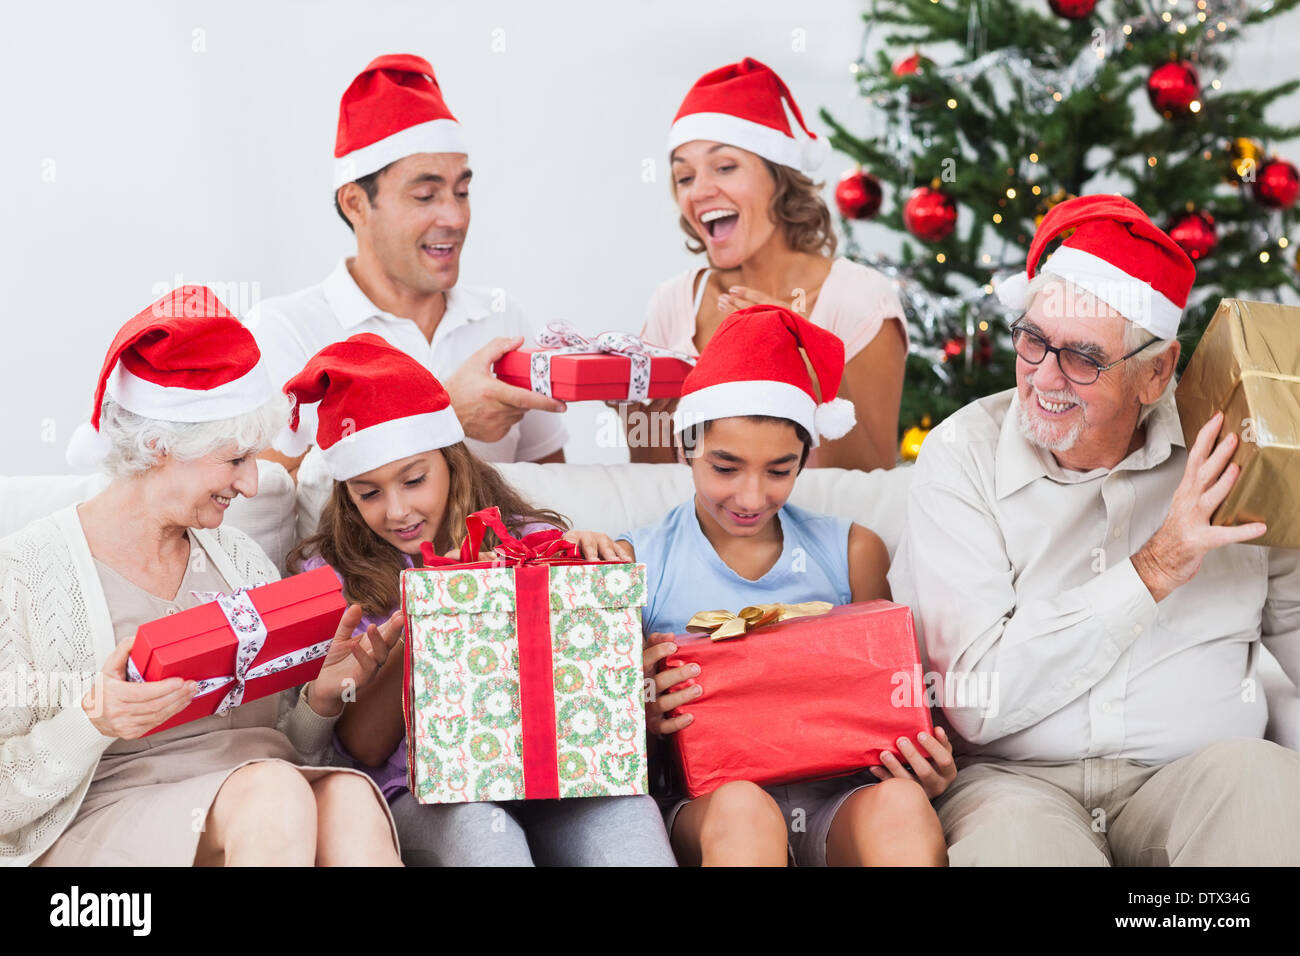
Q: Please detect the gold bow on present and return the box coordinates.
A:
[685,602,834,641]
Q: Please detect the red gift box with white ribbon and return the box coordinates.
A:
[126,566,346,734]
[493,322,695,402]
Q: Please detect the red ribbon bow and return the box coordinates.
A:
[419,507,581,568]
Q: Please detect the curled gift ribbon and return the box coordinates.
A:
[529,321,696,402]
[420,506,581,568]
[126,588,332,715]
[686,601,834,641]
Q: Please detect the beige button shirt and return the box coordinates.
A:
[888,386,1300,764]
[247,259,568,464]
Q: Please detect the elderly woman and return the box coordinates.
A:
[0,287,404,867]
[622,57,908,472]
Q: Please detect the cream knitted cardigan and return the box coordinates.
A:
[0,503,341,867]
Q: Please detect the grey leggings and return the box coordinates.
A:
[388,791,677,866]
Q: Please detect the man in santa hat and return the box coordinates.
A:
[889,195,1300,866]
[249,54,567,478]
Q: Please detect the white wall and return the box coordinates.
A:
[1,0,1296,475]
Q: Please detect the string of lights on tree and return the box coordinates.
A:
[820,0,1300,454]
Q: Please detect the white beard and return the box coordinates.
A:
[1017,386,1087,452]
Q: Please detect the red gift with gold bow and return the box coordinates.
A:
[659,599,934,798]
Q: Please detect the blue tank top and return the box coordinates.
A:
[619,499,854,636]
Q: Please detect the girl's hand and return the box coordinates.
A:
[81,636,198,740]
[563,529,632,562]
[869,726,957,799]
[307,606,405,718]
[717,285,791,314]
[642,632,699,736]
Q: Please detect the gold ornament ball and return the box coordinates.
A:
[900,417,932,462]
[1228,137,1262,184]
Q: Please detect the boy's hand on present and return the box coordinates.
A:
[563,530,632,562]
[308,606,406,718]
[82,635,198,740]
[869,727,957,799]
[643,632,699,736]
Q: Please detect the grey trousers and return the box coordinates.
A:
[388,791,677,867]
[934,737,1300,866]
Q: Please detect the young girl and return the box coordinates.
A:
[618,306,954,867]
[279,333,675,867]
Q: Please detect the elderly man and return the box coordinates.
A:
[888,194,1300,866]
[250,55,567,477]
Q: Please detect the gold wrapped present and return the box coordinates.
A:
[1175,298,1300,548]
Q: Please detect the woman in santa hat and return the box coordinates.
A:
[1,287,403,867]
[621,58,908,472]
[281,333,675,866]
[618,305,953,866]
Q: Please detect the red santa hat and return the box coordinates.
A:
[667,57,829,173]
[66,287,276,470]
[994,194,1196,340]
[673,305,854,447]
[334,53,467,189]
[280,333,464,481]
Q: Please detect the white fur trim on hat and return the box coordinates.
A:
[673,380,820,447]
[65,421,113,471]
[668,112,824,173]
[334,119,469,189]
[994,271,1031,311]
[106,359,277,424]
[320,407,465,481]
[1039,246,1182,340]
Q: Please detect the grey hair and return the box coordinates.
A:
[98,392,291,479]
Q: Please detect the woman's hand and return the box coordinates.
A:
[869,726,957,799]
[717,285,793,314]
[306,606,405,719]
[563,529,632,561]
[642,632,700,736]
[81,636,198,740]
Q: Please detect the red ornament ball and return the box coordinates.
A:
[1253,159,1300,210]
[835,169,883,220]
[943,336,965,359]
[976,332,994,365]
[1168,210,1218,262]
[903,186,957,242]
[1049,0,1097,19]
[1147,61,1201,118]
[892,51,925,76]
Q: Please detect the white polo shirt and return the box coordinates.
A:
[246,259,568,463]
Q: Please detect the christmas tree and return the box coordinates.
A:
[821,0,1300,451]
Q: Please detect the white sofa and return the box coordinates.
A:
[3,454,1297,751]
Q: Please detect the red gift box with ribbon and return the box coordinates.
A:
[127,566,346,735]
[493,322,695,402]
[401,508,650,804]
[660,600,934,798]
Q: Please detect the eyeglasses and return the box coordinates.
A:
[1010,323,1160,386]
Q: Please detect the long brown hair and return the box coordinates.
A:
[287,442,568,618]
[674,157,836,258]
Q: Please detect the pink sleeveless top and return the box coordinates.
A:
[640,258,908,360]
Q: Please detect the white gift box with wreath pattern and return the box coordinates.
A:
[402,561,650,804]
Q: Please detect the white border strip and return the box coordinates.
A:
[321,407,466,480]
[107,359,275,423]
[669,111,817,172]
[673,380,819,446]
[1042,246,1182,339]
[334,119,468,188]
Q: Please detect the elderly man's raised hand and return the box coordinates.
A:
[1132,411,1267,603]
[444,336,567,442]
